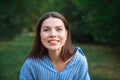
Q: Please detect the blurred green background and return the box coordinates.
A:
[0,0,120,80]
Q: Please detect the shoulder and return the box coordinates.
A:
[24,57,36,64]
[73,47,89,71]
[75,47,85,56]
[74,47,86,59]
[73,47,90,79]
[23,57,42,67]
[73,47,88,65]
[23,56,48,66]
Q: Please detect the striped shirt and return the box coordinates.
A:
[20,47,90,80]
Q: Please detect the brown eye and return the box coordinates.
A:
[43,28,49,31]
[42,27,51,32]
[56,28,63,32]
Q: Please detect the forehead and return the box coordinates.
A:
[42,17,65,27]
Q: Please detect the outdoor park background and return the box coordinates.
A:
[0,0,120,80]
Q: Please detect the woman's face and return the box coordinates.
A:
[40,17,67,51]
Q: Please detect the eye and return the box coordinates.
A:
[43,28,50,32]
[56,28,63,32]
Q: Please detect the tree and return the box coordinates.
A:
[0,0,43,41]
[83,0,120,46]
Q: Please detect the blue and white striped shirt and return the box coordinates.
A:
[20,47,90,80]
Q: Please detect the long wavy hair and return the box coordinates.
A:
[27,11,75,61]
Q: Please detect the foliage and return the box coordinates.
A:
[82,0,120,46]
[0,0,42,40]
[0,0,120,47]
[63,0,120,46]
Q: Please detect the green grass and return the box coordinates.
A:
[79,44,120,80]
[0,31,120,80]
[0,31,34,80]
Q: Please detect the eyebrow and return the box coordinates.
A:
[56,26,63,28]
[42,26,64,28]
[42,26,49,28]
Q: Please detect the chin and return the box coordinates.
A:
[47,46,62,51]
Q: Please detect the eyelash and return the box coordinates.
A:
[43,28,63,32]
[43,28,50,31]
[56,28,63,31]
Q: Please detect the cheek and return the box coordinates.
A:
[64,30,67,39]
[40,32,48,47]
[61,31,67,42]
[40,32,47,41]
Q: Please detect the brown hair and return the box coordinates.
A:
[27,11,75,61]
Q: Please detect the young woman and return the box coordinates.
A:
[20,11,90,80]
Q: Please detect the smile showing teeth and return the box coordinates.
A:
[48,40,59,45]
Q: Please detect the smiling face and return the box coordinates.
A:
[40,17,67,51]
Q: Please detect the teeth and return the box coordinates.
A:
[48,40,58,45]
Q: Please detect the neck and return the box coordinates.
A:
[48,49,63,62]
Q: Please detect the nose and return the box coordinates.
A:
[49,29,57,38]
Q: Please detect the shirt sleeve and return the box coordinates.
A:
[20,59,34,80]
[78,56,90,80]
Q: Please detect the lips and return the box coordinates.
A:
[48,39,59,45]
